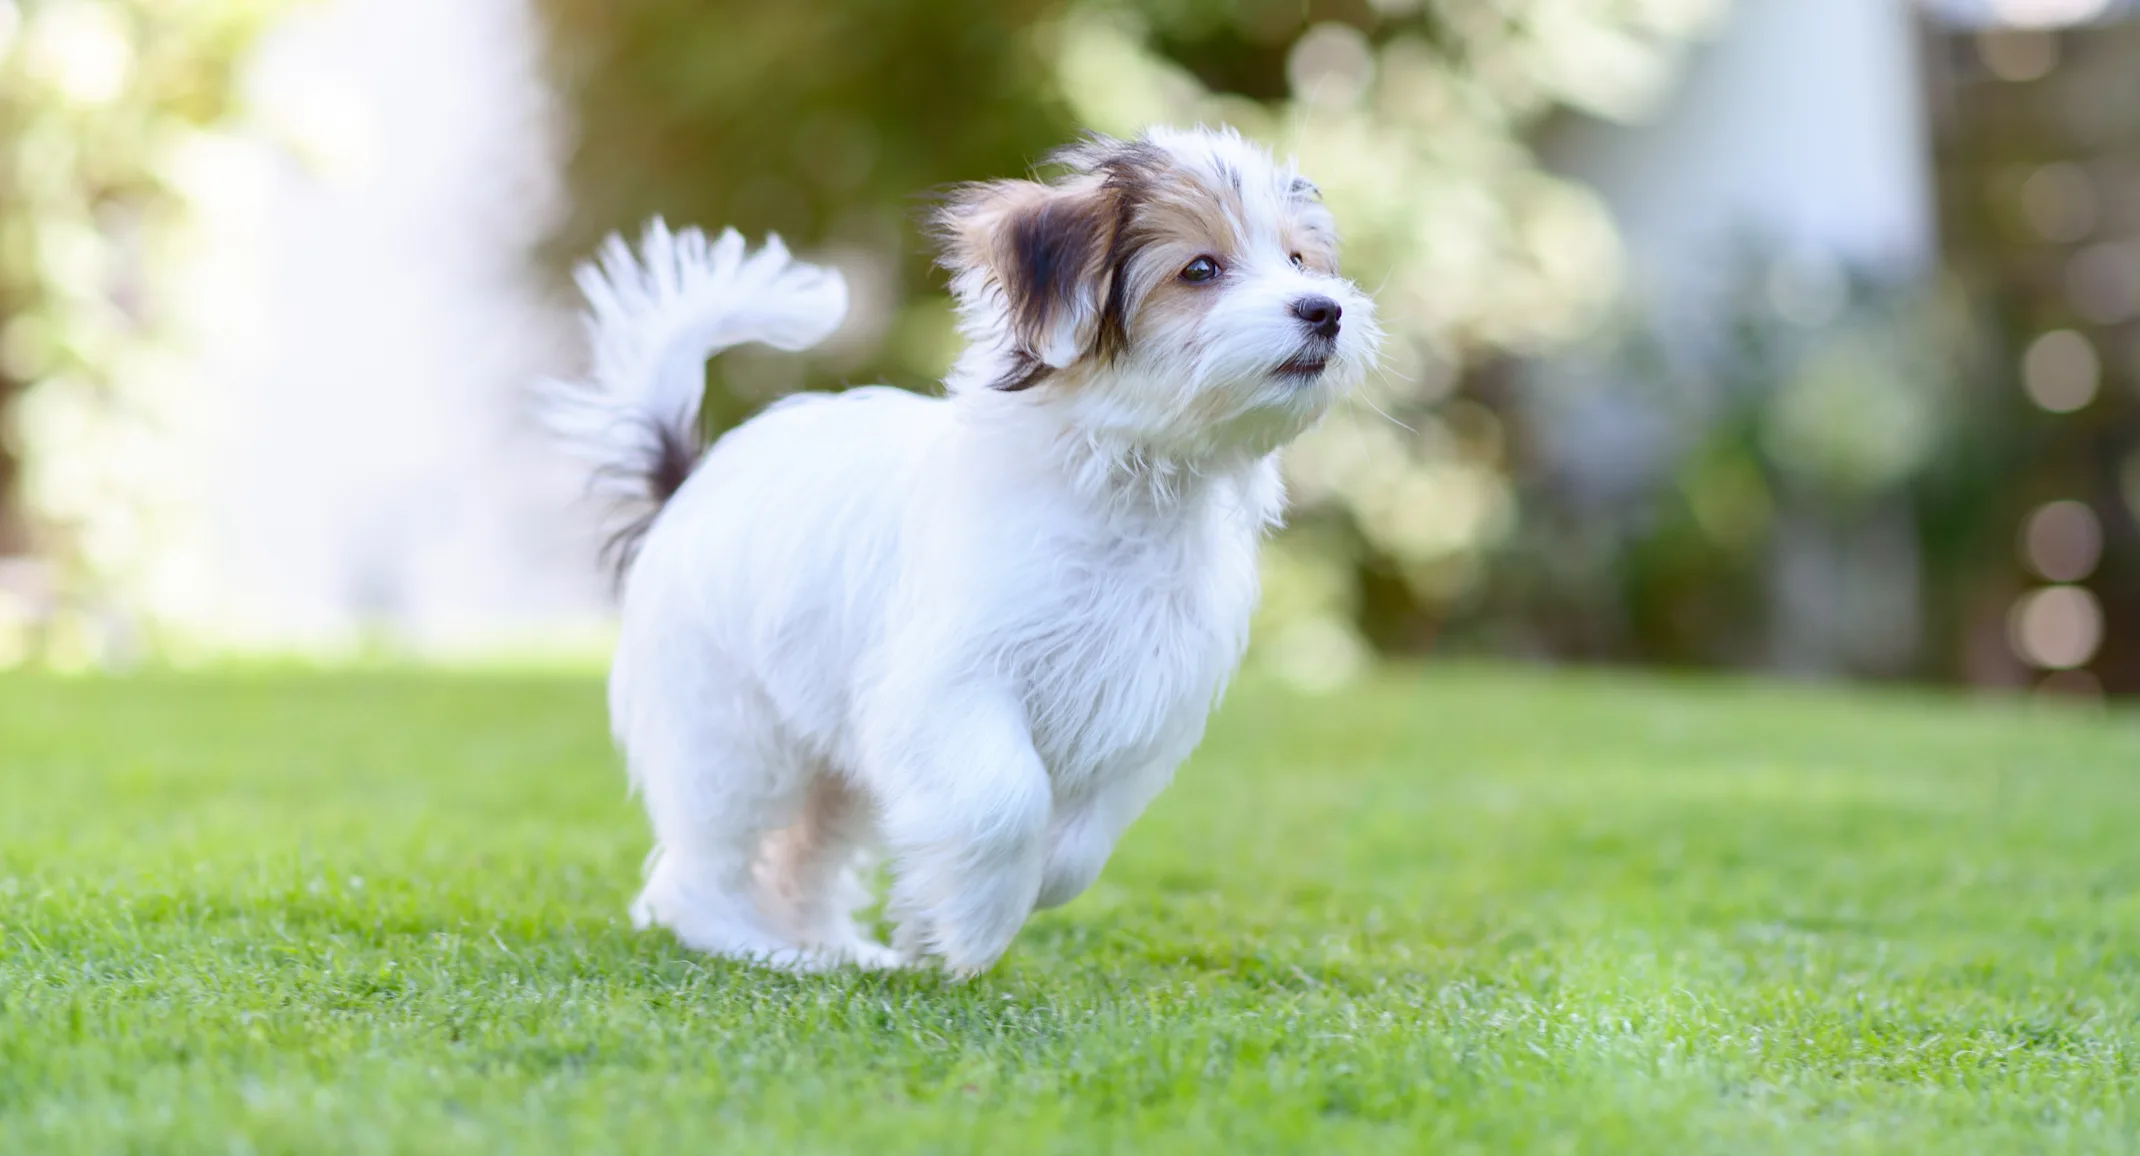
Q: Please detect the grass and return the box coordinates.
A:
[2,665,2137,1153]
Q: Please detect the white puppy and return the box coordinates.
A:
[542,126,1380,974]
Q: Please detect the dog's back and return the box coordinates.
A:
[614,384,943,761]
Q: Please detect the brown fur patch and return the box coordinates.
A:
[1284,222,1340,276]
[933,159,1146,386]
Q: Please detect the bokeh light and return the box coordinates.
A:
[2008,584,2104,669]
[1993,0,2116,27]
[1286,23,1375,107]
[2021,328,2100,412]
[23,1,133,108]
[2019,499,2102,581]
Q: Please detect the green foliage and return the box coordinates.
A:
[0,0,278,553]
[1481,250,1999,677]
[5,667,2139,1151]
[532,0,1078,422]
[536,0,1071,255]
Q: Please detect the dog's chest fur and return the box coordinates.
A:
[990,470,1271,792]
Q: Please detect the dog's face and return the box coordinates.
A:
[936,126,1381,457]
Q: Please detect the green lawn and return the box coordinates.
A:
[2,667,2137,1153]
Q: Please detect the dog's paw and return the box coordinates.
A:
[840,940,910,971]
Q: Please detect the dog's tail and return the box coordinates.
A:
[538,219,848,577]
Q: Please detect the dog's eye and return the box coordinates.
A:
[1289,252,1305,270]
[1179,256,1222,283]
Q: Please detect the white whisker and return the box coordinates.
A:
[1351,389,1414,434]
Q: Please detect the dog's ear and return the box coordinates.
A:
[932,172,1128,386]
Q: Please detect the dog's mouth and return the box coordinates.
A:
[1274,347,1331,381]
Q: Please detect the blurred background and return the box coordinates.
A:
[0,0,2135,699]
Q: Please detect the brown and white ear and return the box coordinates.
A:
[934,176,1121,376]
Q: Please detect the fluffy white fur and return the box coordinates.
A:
[543,126,1380,974]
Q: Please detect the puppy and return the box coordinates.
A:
[542,126,1380,974]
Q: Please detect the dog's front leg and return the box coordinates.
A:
[864,683,1050,976]
[1036,754,1181,910]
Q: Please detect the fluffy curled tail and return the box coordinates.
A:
[538,219,848,577]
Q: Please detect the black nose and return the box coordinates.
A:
[1291,295,1342,340]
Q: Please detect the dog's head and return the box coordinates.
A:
[934,126,1380,458]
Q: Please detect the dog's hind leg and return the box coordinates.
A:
[754,774,901,968]
[624,685,833,970]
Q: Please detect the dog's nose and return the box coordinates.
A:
[1290,295,1342,340]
